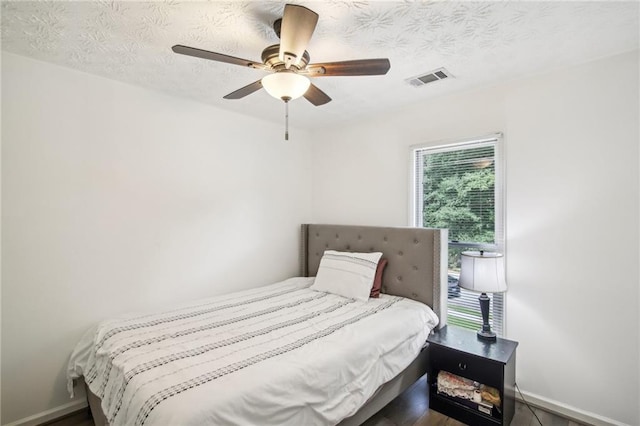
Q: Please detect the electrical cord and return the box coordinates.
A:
[515,382,543,426]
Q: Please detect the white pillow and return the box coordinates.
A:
[311,250,383,301]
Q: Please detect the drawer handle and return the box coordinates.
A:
[458,362,467,371]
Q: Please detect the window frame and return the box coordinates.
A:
[409,133,506,335]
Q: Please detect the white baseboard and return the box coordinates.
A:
[516,388,630,426]
[3,399,88,426]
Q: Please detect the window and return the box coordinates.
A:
[411,134,505,336]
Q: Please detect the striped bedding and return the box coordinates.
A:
[67,277,439,426]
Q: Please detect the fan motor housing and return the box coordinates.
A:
[261,44,310,71]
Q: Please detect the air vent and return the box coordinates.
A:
[406,68,453,87]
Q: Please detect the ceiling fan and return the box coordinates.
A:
[172,4,390,138]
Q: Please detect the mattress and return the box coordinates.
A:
[67,277,439,426]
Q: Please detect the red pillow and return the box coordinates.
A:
[370,258,388,298]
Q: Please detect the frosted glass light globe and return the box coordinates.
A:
[262,71,311,100]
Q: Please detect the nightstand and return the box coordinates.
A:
[426,326,518,426]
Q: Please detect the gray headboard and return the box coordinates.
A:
[300,224,448,328]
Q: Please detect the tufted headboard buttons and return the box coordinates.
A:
[300,224,448,328]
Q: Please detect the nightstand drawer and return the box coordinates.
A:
[430,345,503,388]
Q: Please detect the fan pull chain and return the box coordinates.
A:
[285,100,289,141]
[282,97,291,141]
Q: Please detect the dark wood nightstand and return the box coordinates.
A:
[426,326,518,426]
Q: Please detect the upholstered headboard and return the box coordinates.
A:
[300,224,448,328]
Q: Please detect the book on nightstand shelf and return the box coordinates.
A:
[436,370,501,417]
[438,392,499,417]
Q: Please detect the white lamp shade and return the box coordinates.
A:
[261,71,310,100]
[458,251,507,293]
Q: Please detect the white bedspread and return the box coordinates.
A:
[68,277,439,426]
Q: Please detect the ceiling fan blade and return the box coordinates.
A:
[223,80,263,100]
[278,4,318,69]
[305,59,391,77]
[303,83,331,106]
[172,45,267,70]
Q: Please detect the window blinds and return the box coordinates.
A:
[413,135,505,336]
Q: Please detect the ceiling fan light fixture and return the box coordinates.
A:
[262,71,310,101]
[172,3,389,109]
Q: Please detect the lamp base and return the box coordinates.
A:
[477,292,497,342]
[477,329,497,341]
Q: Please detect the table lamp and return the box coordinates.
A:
[458,251,507,341]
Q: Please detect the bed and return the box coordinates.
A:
[68,224,448,426]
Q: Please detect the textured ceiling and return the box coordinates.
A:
[2,1,639,129]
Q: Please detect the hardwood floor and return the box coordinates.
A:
[361,377,587,426]
[44,376,587,426]
[41,410,93,426]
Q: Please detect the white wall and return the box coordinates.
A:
[1,53,312,424]
[311,50,639,425]
[2,49,638,426]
